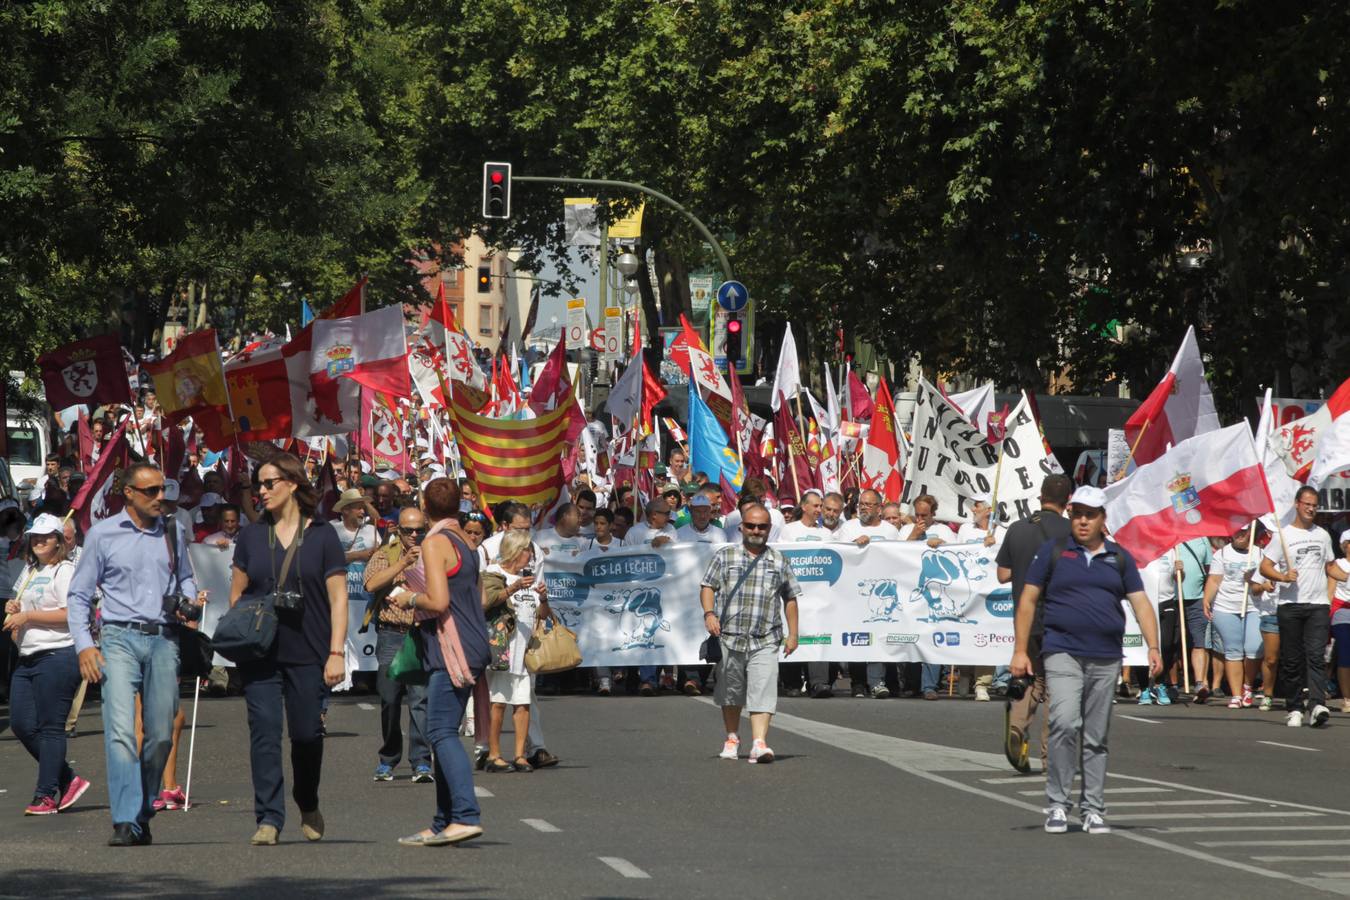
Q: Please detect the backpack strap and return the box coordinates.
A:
[1044,536,1072,588]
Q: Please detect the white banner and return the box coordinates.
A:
[190,544,378,673]
[542,542,1156,667]
[903,380,1054,524]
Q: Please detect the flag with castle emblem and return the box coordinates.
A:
[144,329,234,449]
[1103,423,1272,566]
[38,334,133,410]
[304,304,409,423]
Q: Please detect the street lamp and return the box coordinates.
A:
[615,250,641,278]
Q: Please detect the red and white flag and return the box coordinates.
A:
[1308,376,1350,489]
[1104,423,1273,566]
[304,305,410,422]
[1123,325,1220,466]
[70,419,131,533]
[860,378,902,502]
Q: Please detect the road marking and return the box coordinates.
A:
[1159,826,1350,834]
[1108,773,1348,817]
[474,786,494,798]
[598,857,650,879]
[357,702,377,711]
[982,776,1044,784]
[1112,812,1322,822]
[1202,840,1350,848]
[522,818,560,833]
[1320,874,1350,880]
[1110,800,1247,808]
[1255,855,1349,863]
[742,701,1350,896]
[1257,740,1320,752]
[1119,715,1163,724]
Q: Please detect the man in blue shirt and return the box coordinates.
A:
[1010,486,1161,836]
[67,462,203,847]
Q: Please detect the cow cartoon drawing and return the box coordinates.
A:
[908,551,980,624]
[603,588,670,650]
[551,603,584,630]
[857,579,904,622]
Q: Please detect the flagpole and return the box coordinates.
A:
[1116,418,1152,481]
[1238,520,1258,620]
[987,442,1005,539]
[1176,567,1191,694]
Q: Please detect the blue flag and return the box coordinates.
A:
[301,298,315,326]
[689,384,744,491]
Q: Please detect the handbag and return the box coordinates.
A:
[211,531,300,663]
[699,549,768,665]
[388,627,430,685]
[525,613,582,674]
[485,603,516,671]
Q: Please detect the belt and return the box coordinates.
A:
[103,620,178,637]
[378,623,413,634]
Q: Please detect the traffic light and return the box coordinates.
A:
[476,264,491,293]
[482,161,512,219]
[725,315,743,365]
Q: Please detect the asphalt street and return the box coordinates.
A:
[3,681,1350,899]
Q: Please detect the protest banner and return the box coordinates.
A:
[541,541,1155,667]
[902,379,1054,523]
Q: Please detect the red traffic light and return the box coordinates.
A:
[490,171,504,184]
[726,318,742,334]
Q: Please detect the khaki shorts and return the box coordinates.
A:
[713,643,779,714]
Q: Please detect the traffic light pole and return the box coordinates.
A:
[512,176,734,284]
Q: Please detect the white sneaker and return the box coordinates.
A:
[1286,710,1304,728]
[1044,807,1068,834]
[598,677,612,695]
[748,740,775,764]
[1309,704,1330,727]
[718,736,740,760]
[975,684,991,702]
[1081,811,1111,834]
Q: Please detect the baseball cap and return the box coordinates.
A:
[688,495,712,508]
[660,482,681,496]
[681,482,700,496]
[1340,528,1350,546]
[25,513,65,536]
[199,492,224,508]
[162,479,181,502]
[1068,485,1107,509]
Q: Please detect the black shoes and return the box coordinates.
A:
[528,749,560,769]
[108,823,152,847]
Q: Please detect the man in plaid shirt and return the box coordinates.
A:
[701,504,802,764]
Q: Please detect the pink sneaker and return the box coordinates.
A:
[748,740,775,764]
[152,787,186,812]
[718,735,740,760]
[58,776,91,812]
[25,796,59,816]
[1240,685,1254,708]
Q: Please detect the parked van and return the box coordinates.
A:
[6,413,50,500]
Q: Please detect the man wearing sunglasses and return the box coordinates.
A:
[362,506,433,783]
[66,462,206,847]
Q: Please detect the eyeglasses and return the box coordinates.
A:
[127,484,166,497]
[742,522,770,532]
[258,477,290,491]
[399,527,428,538]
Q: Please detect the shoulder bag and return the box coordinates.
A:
[212,528,300,663]
[525,612,582,674]
[699,549,767,664]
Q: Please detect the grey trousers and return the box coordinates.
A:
[1043,652,1121,816]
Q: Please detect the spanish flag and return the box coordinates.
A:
[449,390,571,510]
[144,329,235,450]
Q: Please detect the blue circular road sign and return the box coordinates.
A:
[716,280,749,312]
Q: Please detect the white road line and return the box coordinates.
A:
[1113,812,1323,822]
[474,786,494,798]
[1160,826,1350,834]
[1202,840,1350,848]
[1257,740,1321,752]
[1110,800,1247,808]
[1108,773,1350,817]
[1119,715,1163,724]
[598,857,651,879]
[982,776,1045,784]
[1319,874,1350,880]
[522,818,561,833]
[742,702,1350,896]
[1255,855,1349,863]
[357,702,377,711]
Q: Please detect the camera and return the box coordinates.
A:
[270,590,304,612]
[1006,675,1033,701]
[162,592,200,623]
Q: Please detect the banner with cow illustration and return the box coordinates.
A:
[541,541,1157,666]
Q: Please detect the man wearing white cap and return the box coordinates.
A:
[1011,485,1161,836]
[160,480,195,543]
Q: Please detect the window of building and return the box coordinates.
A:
[478,304,493,336]
[443,269,458,288]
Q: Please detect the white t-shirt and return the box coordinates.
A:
[777,521,826,542]
[818,521,848,542]
[956,522,1002,544]
[898,522,959,543]
[13,561,76,655]
[200,530,238,549]
[1142,550,1177,607]
[582,535,621,553]
[535,527,586,557]
[839,520,902,542]
[1208,543,1260,615]
[1263,525,1334,605]
[722,506,785,543]
[622,521,679,547]
[332,521,379,596]
[675,522,724,544]
[485,562,540,676]
[1335,558,1350,604]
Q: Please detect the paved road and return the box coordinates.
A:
[3,683,1349,899]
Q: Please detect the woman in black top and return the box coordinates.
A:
[229,453,347,846]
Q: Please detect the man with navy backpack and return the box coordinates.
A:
[1010,486,1162,836]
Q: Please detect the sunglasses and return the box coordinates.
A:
[258,477,290,491]
[399,527,429,537]
[127,484,166,497]
[742,522,770,532]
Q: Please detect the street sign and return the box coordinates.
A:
[566,298,588,347]
[590,327,606,352]
[716,280,749,312]
[602,306,623,360]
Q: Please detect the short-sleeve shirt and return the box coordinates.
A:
[838,520,901,542]
[1263,524,1334,606]
[1024,537,1145,659]
[332,521,379,597]
[13,561,76,655]
[995,511,1072,607]
[1175,538,1213,600]
[675,523,724,544]
[1208,543,1256,615]
[700,545,802,653]
[776,521,825,542]
[233,520,347,665]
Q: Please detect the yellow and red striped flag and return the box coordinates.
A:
[449,390,571,509]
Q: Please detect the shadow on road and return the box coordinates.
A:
[1,870,492,899]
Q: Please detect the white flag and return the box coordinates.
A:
[769,323,800,412]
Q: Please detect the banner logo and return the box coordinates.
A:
[983,587,1015,618]
[841,631,871,647]
[857,578,904,622]
[932,631,961,646]
[798,634,833,645]
[603,588,670,650]
[885,633,919,644]
[910,550,982,624]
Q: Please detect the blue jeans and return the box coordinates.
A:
[921,663,947,693]
[638,665,659,685]
[241,659,326,830]
[10,646,81,800]
[426,670,480,830]
[100,625,180,830]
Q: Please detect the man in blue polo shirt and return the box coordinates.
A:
[1010,486,1161,836]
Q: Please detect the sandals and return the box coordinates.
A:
[484,757,515,773]
[512,756,534,773]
